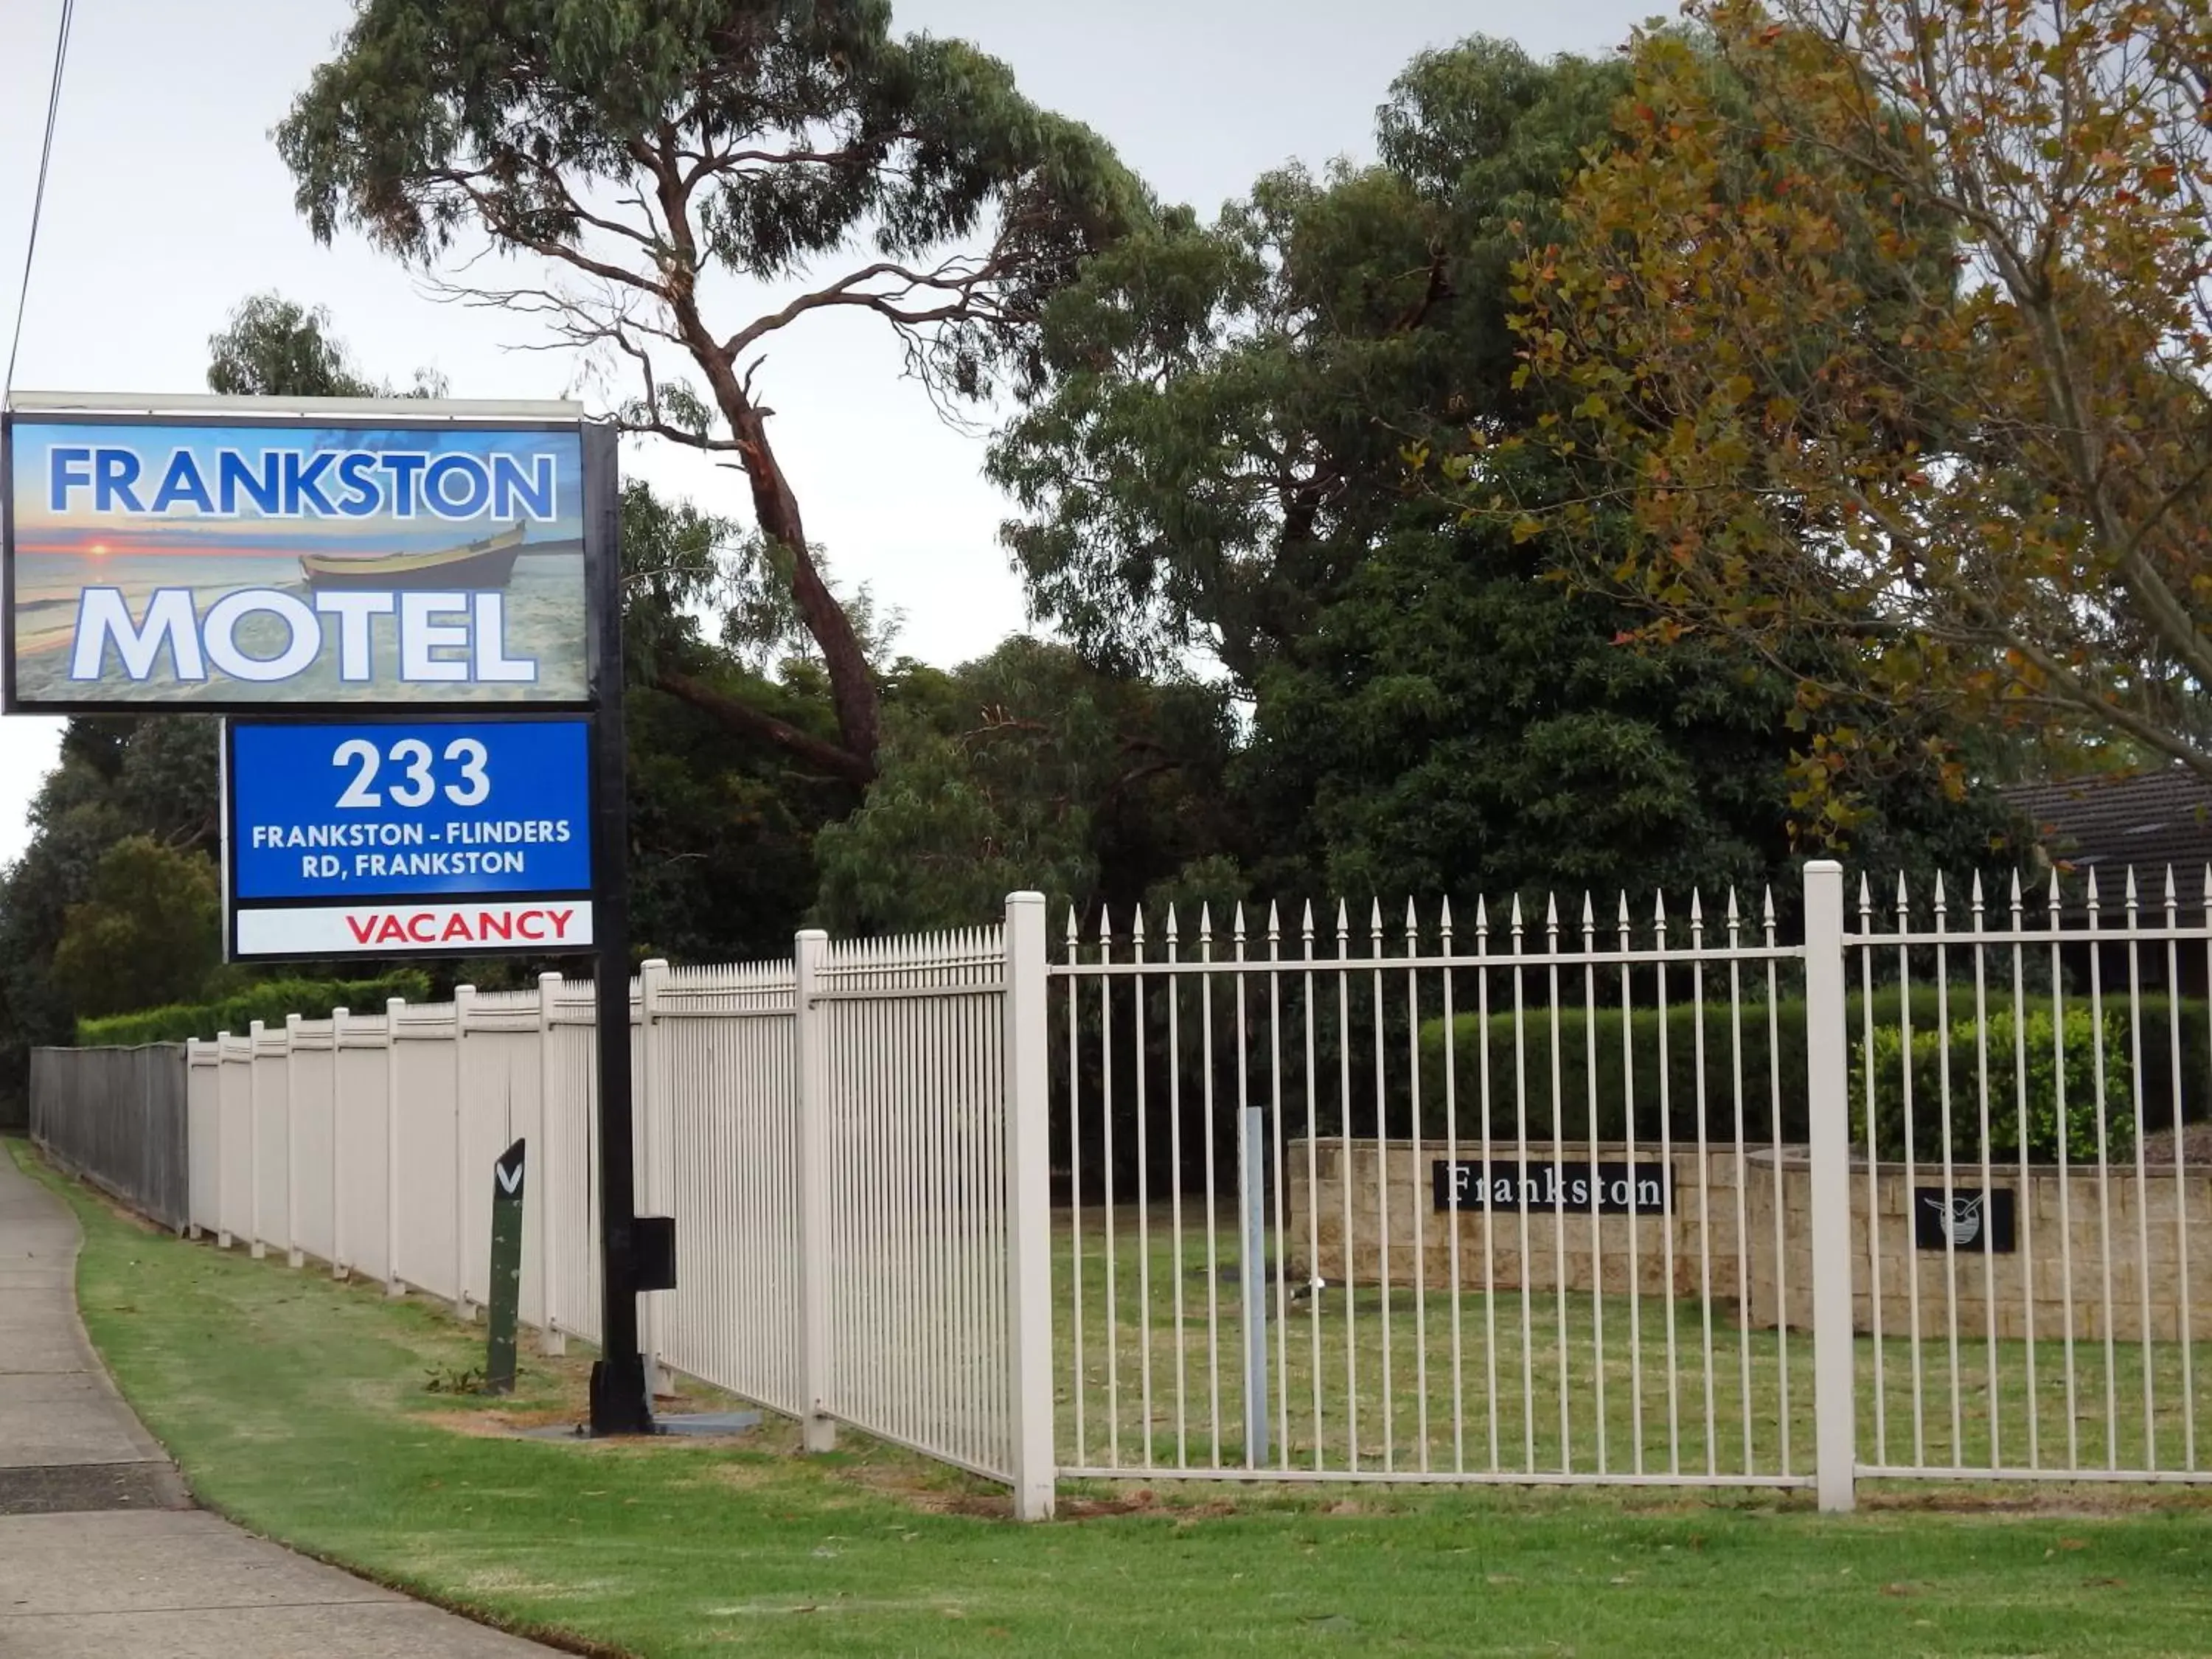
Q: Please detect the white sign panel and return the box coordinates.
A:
[232,899,594,957]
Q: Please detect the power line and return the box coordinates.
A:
[4,0,78,404]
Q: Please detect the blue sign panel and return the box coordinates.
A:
[229,718,591,901]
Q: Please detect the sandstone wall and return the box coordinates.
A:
[1284,1138,2212,1340]
[1745,1149,2212,1342]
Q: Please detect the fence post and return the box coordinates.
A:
[167,1046,189,1236]
[385,997,406,1298]
[330,1009,349,1280]
[453,984,476,1321]
[184,1039,203,1241]
[1804,858,1857,1514]
[139,1040,157,1228]
[1004,891,1057,1520]
[638,959,672,1397]
[284,1014,305,1269]
[793,928,837,1452]
[538,971,567,1357]
[247,1021,268,1259]
[215,1033,233,1251]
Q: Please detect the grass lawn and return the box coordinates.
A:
[1060,1206,2212,1480]
[16,1138,2212,1658]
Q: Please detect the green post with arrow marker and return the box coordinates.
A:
[487,1138,526,1395]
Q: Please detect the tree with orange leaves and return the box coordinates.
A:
[1492,0,2212,832]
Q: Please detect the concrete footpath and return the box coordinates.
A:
[0,1147,557,1658]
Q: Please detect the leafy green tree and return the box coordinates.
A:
[1245,518,2022,908]
[278,0,1145,783]
[616,479,861,961]
[206,292,445,400]
[813,638,1236,932]
[992,40,1627,684]
[51,838,226,1020]
[0,718,225,1083]
[995,37,2019,908]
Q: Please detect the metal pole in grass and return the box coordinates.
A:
[1242,1102,1270,1467]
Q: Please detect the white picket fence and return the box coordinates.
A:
[131,864,2212,1515]
[180,897,1054,1517]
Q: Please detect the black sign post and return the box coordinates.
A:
[582,421,655,1437]
[486,1138,526,1394]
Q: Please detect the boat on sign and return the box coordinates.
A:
[299,523,526,591]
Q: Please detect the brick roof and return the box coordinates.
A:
[2001,768,2212,888]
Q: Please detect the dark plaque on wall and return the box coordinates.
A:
[1432,1159,1672,1217]
[1912,1186,2017,1253]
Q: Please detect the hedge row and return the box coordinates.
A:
[1854,1005,2136,1165]
[77,971,432,1047]
[1415,987,2211,1154]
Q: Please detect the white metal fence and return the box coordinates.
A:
[1844,869,2212,1483]
[1051,863,2211,1505]
[53,865,2211,1514]
[189,988,582,1342]
[175,899,1054,1517]
[806,912,1051,1496]
[1052,877,1820,1490]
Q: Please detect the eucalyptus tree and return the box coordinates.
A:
[279,0,1146,782]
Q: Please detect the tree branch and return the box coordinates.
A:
[719,255,1019,359]
[653,669,875,785]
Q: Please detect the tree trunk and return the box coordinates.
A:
[678,314,883,777]
[648,151,883,781]
[724,389,883,768]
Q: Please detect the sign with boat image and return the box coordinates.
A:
[1,410,588,708]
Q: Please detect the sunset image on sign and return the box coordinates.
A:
[3,417,589,708]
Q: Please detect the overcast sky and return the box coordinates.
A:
[0,0,1663,866]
